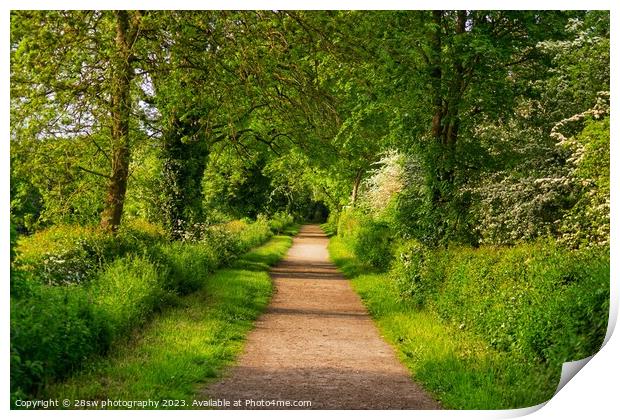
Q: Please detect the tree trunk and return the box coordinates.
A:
[429,11,467,194]
[100,11,134,231]
[350,168,363,206]
[429,10,446,207]
[161,114,210,239]
[443,10,467,183]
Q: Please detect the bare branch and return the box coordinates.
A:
[76,165,111,179]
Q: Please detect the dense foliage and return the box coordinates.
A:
[10,218,287,401]
[392,240,609,362]
[10,10,609,408]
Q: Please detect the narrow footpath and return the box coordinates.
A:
[203,225,440,409]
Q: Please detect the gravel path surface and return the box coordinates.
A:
[203,225,441,409]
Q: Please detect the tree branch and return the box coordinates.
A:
[89,137,112,163]
[76,165,111,179]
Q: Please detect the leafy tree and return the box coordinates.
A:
[10,10,609,249]
[11,11,145,231]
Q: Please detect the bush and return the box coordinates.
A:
[238,215,273,249]
[351,219,394,271]
[117,219,167,254]
[11,253,168,402]
[268,212,295,234]
[151,242,218,295]
[10,285,109,400]
[337,211,394,271]
[14,225,120,285]
[560,117,610,248]
[337,209,360,239]
[321,211,339,236]
[10,222,34,298]
[390,239,442,305]
[149,218,272,295]
[392,240,610,365]
[13,220,166,286]
[10,216,280,400]
[199,223,245,263]
[192,218,274,263]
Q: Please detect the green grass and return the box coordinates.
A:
[43,235,293,407]
[327,236,560,409]
[319,222,337,237]
[281,223,301,237]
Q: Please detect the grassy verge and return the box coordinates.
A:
[327,236,560,409]
[11,217,283,401]
[43,235,293,407]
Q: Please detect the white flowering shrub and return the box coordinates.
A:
[359,150,406,214]
[469,92,609,247]
[468,173,575,245]
[557,115,610,248]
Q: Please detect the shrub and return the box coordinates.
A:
[193,218,273,263]
[521,246,609,362]
[468,174,575,245]
[337,209,360,239]
[117,219,167,254]
[321,211,339,236]
[10,285,109,400]
[10,222,34,298]
[391,239,440,305]
[14,225,120,285]
[200,223,244,263]
[268,212,295,234]
[392,240,610,366]
[222,219,248,235]
[352,219,394,271]
[10,222,19,261]
[13,220,166,286]
[238,215,273,249]
[10,216,278,400]
[151,242,218,295]
[559,117,610,248]
[337,211,394,271]
[148,218,273,294]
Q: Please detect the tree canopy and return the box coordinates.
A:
[10,10,609,248]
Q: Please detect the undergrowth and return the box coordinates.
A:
[42,235,293,407]
[10,217,294,403]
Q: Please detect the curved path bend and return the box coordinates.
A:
[203,225,440,410]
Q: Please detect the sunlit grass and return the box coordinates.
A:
[327,236,560,409]
[44,235,293,407]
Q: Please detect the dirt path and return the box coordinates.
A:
[203,225,440,409]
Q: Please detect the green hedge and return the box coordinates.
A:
[150,242,218,295]
[336,210,395,271]
[237,216,273,249]
[392,240,609,366]
[334,211,609,374]
[321,211,339,237]
[10,216,288,402]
